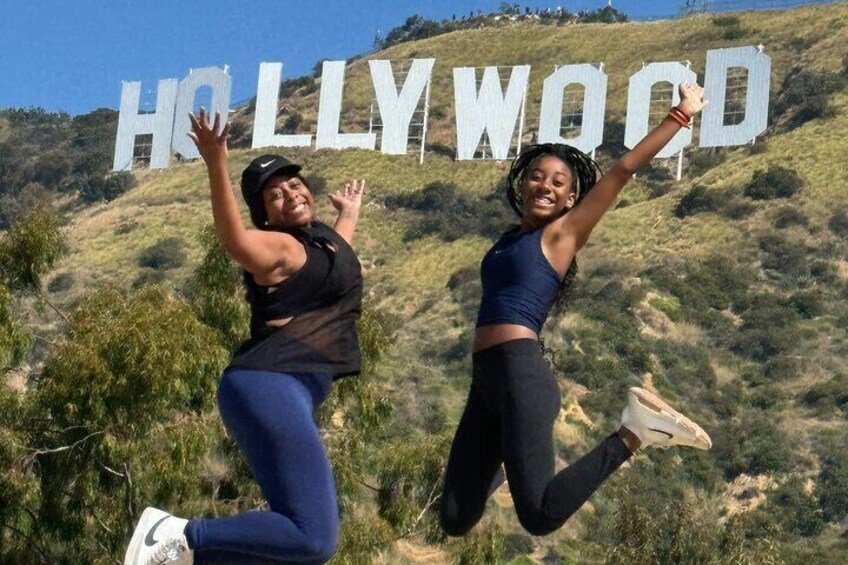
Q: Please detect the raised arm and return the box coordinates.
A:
[557,83,707,251]
[329,179,365,245]
[187,108,302,276]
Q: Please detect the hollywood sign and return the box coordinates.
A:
[112,46,770,171]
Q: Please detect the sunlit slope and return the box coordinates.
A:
[55,3,848,292]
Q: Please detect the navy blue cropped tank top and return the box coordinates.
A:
[476,227,565,333]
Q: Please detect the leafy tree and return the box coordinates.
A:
[184,225,249,351]
[0,283,31,371]
[375,434,450,538]
[2,286,229,562]
[0,200,68,322]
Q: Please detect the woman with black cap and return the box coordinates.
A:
[124,108,364,565]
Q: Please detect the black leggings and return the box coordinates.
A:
[440,339,632,536]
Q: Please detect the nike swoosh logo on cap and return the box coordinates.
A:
[144,515,170,547]
[259,159,276,168]
[648,428,674,439]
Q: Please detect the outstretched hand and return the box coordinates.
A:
[678,83,708,118]
[329,180,366,215]
[187,107,230,167]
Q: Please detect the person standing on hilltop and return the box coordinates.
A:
[123,107,366,565]
[440,83,713,537]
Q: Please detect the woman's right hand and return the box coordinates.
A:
[187,107,230,168]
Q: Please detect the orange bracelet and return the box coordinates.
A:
[668,107,692,129]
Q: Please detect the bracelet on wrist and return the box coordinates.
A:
[668,106,692,129]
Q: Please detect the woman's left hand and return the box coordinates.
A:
[329,179,366,215]
[678,82,708,118]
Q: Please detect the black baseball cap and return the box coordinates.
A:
[241,154,302,200]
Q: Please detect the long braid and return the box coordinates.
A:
[504,143,602,313]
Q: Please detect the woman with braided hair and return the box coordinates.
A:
[440,83,713,537]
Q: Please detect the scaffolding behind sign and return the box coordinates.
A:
[369,60,432,164]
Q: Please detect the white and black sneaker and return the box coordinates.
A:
[124,507,193,565]
[620,387,712,450]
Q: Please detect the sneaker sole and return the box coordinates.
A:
[124,507,164,565]
[630,387,712,450]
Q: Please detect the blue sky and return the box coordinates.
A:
[1,1,692,115]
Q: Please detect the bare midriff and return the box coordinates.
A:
[473,323,538,353]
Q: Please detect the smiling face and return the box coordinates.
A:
[520,155,577,228]
[262,173,315,228]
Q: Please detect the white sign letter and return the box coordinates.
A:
[369,59,434,155]
[172,67,232,160]
[315,61,376,150]
[454,65,530,160]
[252,62,312,149]
[625,62,697,158]
[537,64,607,154]
[700,46,771,147]
[112,80,178,171]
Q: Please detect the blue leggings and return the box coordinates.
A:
[184,367,337,564]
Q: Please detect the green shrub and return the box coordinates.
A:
[732,294,798,362]
[447,265,481,324]
[711,412,794,479]
[596,490,782,564]
[653,339,716,387]
[774,67,845,130]
[132,268,167,288]
[789,290,825,319]
[759,233,808,278]
[815,434,848,522]
[712,15,740,27]
[0,182,49,230]
[451,525,504,565]
[331,509,394,565]
[748,384,788,410]
[762,355,801,381]
[720,197,756,220]
[800,374,848,415]
[744,166,803,200]
[787,96,837,129]
[375,434,450,537]
[673,185,751,220]
[772,206,808,229]
[138,237,187,270]
[828,208,848,238]
[673,185,722,218]
[385,181,513,242]
[77,171,137,203]
[47,272,74,293]
[501,532,535,561]
[809,260,839,284]
[687,148,726,177]
[767,475,825,537]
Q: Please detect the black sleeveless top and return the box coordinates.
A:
[229,221,362,379]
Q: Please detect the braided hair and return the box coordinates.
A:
[504,143,602,313]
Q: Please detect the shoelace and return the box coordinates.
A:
[145,538,188,565]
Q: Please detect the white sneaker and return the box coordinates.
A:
[143,536,193,565]
[620,387,712,450]
[124,507,192,565]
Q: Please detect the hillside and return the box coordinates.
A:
[5,3,848,563]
